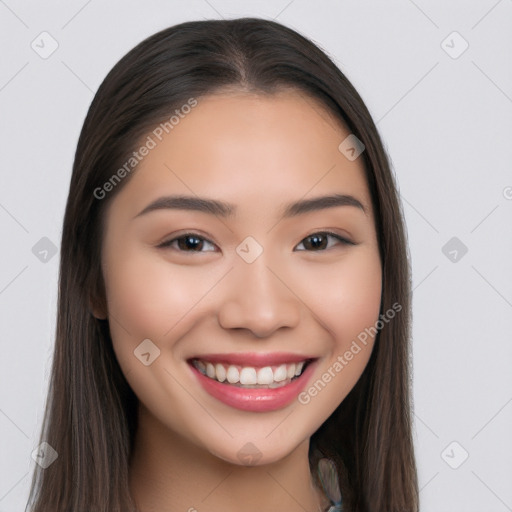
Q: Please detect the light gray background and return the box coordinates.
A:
[1,1,511,511]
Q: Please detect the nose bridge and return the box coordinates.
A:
[217,249,301,336]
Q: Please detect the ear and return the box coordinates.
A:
[90,304,107,320]
[89,288,108,320]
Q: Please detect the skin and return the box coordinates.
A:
[94,90,382,512]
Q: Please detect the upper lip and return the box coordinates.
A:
[189,352,316,367]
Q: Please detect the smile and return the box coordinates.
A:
[192,358,308,388]
[187,352,317,412]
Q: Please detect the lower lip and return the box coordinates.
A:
[189,360,316,412]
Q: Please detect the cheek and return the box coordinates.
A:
[299,248,382,336]
[102,247,219,366]
[294,248,382,406]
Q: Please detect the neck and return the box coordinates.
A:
[129,404,331,512]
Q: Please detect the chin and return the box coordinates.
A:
[204,432,309,468]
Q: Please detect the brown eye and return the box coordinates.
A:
[158,233,217,252]
[295,232,353,251]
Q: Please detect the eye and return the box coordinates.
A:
[157,233,217,253]
[294,231,354,251]
[157,230,354,254]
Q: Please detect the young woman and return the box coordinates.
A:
[27,17,418,512]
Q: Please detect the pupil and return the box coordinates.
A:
[179,235,202,251]
[307,234,326,250]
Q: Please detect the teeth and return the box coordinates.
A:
[239,367,257,385]
[273,364,287,382]
[257,366,273,385]
[193,359,308,387]
[206,362,216,379]
[226,366,240,384]
[215,363,226,382]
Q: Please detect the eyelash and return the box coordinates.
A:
[157,231,355,253]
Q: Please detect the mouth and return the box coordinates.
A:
[190,358,311,389]
[187,352,318,412]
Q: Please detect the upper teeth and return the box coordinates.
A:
[194,359,306,385]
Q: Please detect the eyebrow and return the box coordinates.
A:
[134,193,367,220]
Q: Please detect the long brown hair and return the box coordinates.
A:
[26,17,418,512]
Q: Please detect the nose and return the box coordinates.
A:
[217,255,302,338]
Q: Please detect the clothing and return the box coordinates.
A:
[317,458,343,511]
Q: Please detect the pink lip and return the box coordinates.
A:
[188,358,317,412]
[190,351,315,367]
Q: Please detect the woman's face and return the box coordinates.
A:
[98,90,382,465]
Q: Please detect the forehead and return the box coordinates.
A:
[107,90,373,221]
